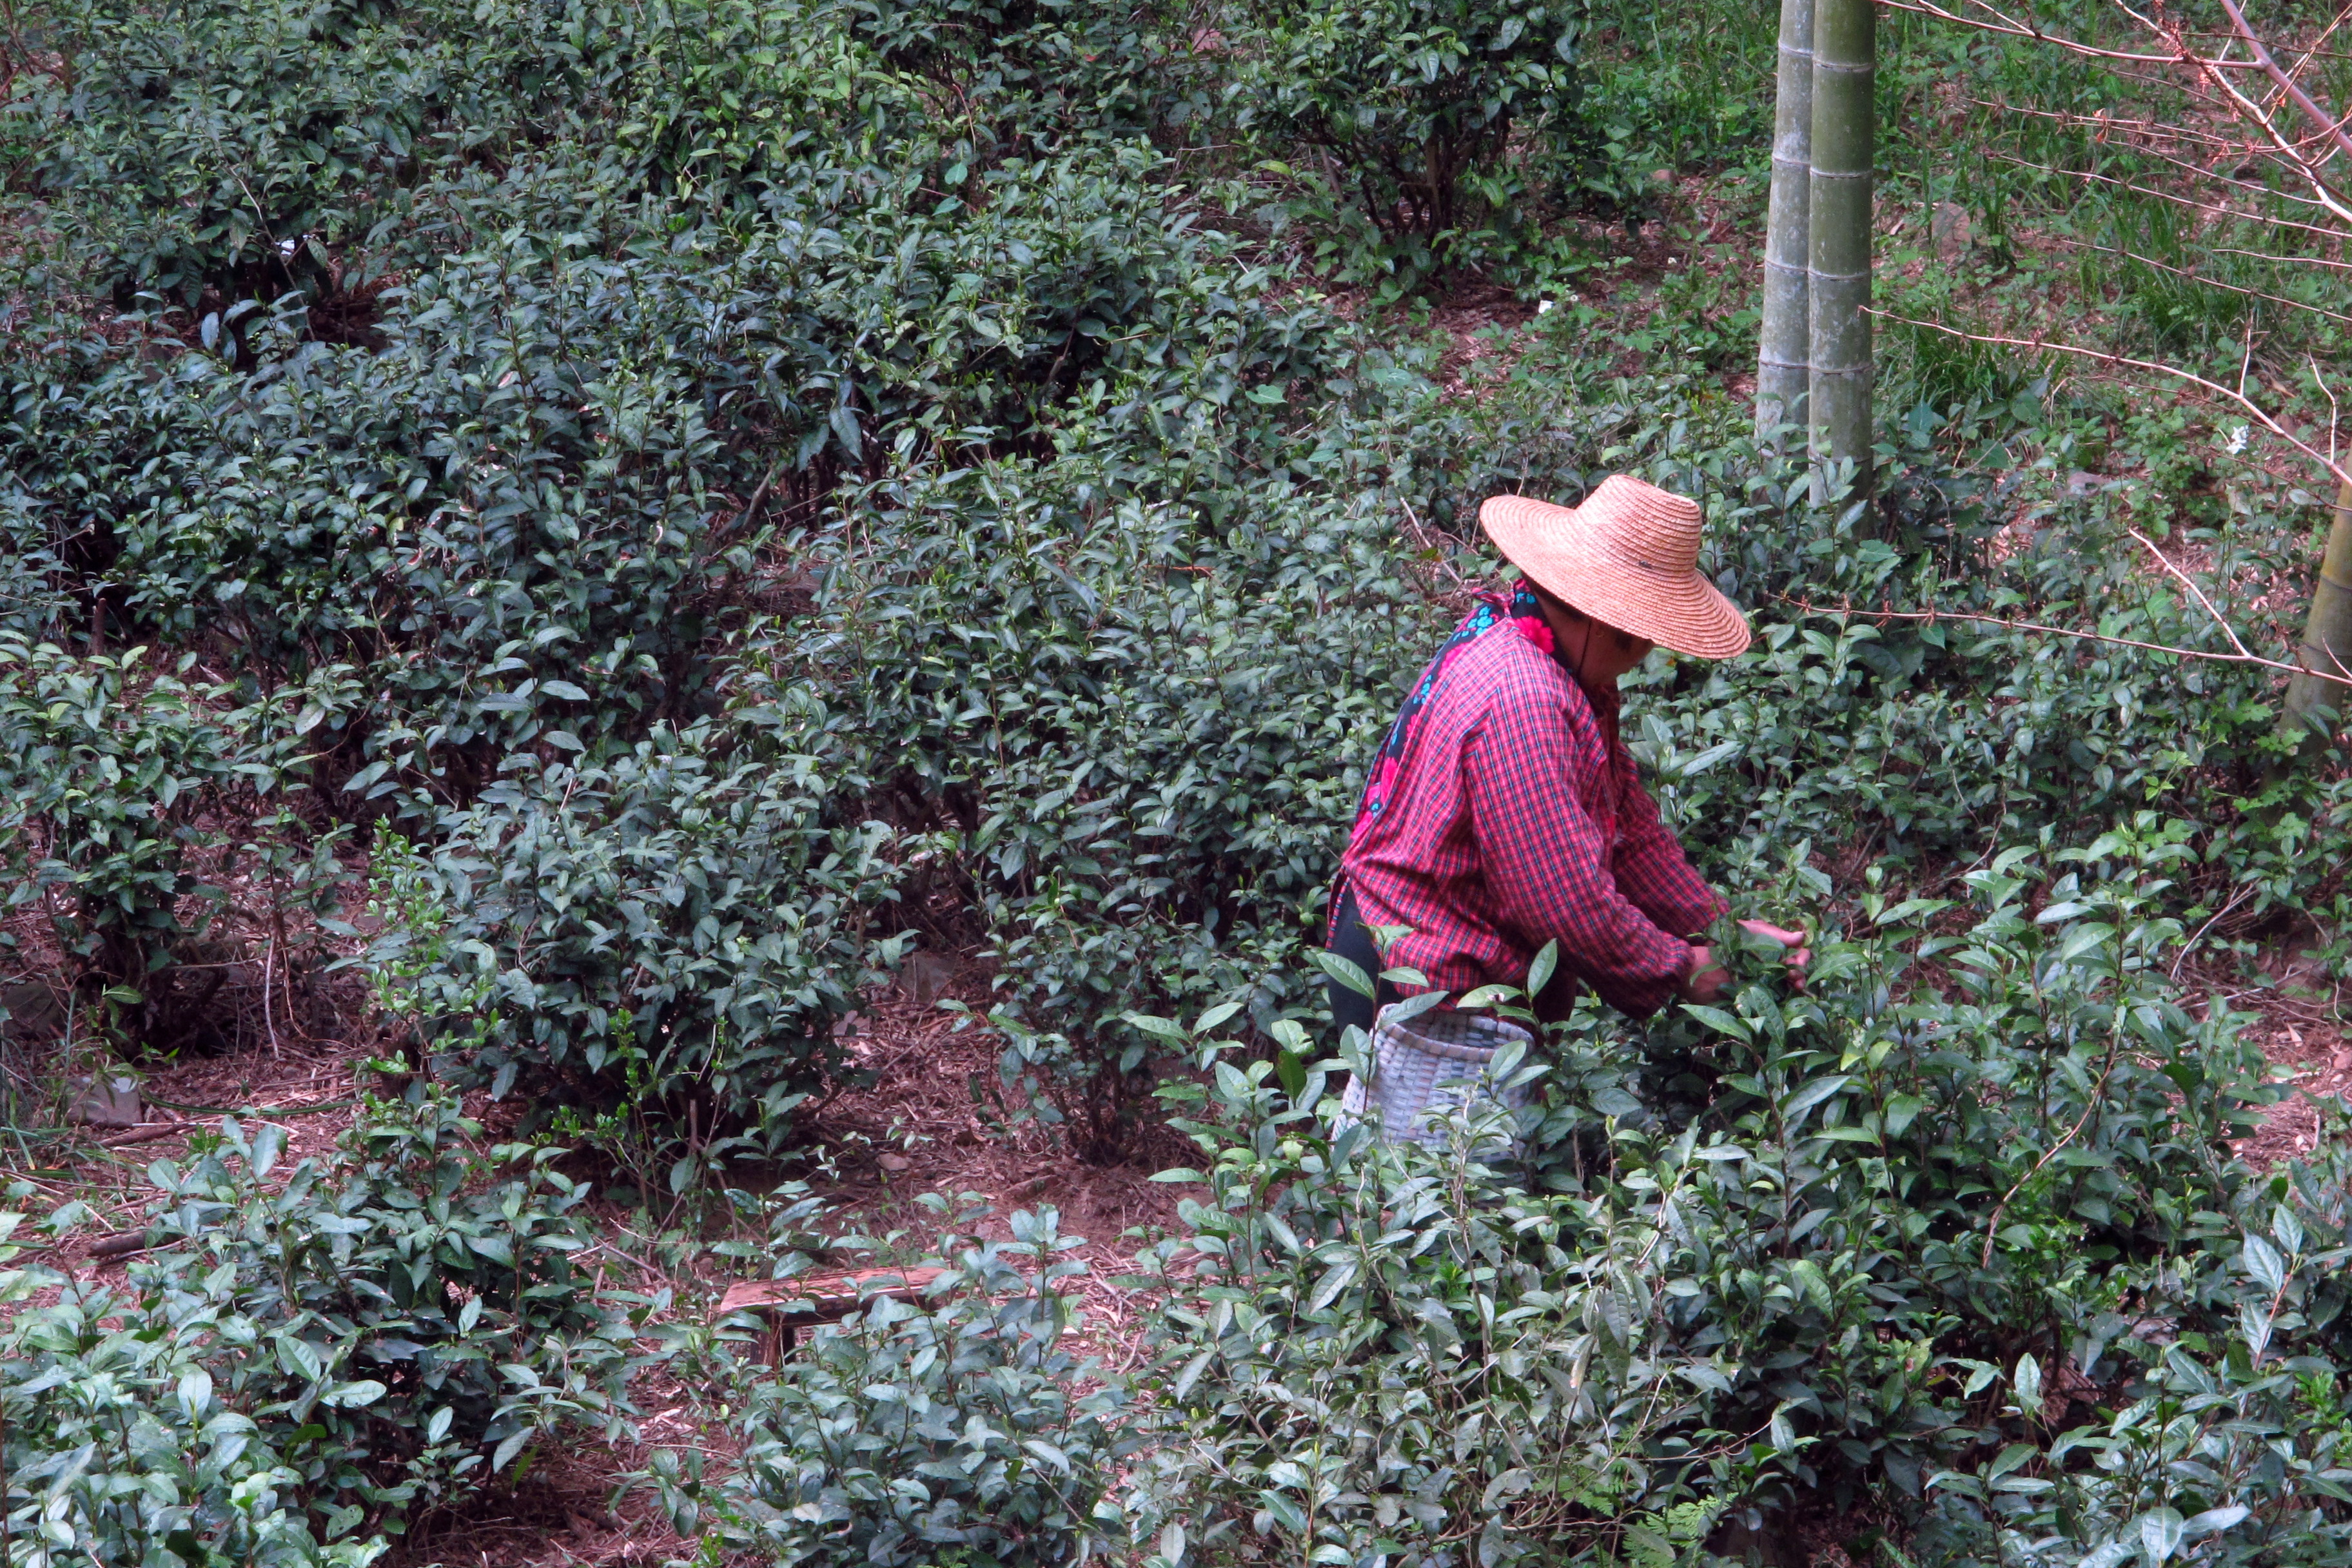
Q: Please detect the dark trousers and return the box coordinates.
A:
[1326,885,1400,1039]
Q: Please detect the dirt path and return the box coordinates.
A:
[2219,944,2351,1170]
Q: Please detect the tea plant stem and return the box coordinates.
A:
[1980,1046,2119,1268]
[582,1239,669,1284]
[2171,885,2256,981]
[97,1123,190,1149]
[1396,498,1472,593]
[2125,529,2260,666]
[144,1094,359,1116]
[262,924,281,1058]
[0,0,22,89]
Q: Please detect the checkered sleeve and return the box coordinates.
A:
[1611,749,1728,939]
[1462,677,1698,1018]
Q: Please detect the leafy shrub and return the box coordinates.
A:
[1916,1137,2352,1565]
[0,635,339,1048]
[21,0,571,308]
[1919,1342,2352,1565]
[3,46,1351,803]
[359,705,908,1139]
[0,262,769,801]
[1128,831,2277,1560]
[845,0,1195,144]
[0,1093,640,1559]
[1224,0,1592,286]
[1410,346,2347,937]
[15,0,2352,1556]
[0,640,246,1019]
[3,0,1446,1143]
[1126,1006,1742,1567]
[779,349,2348,1162]
[0,1200,390,1567]
[652,1207,1135,1565]
[1582,841,2269,1507]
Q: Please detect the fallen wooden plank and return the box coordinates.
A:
[718,1266,948,1318]
[715,1266,948,1361]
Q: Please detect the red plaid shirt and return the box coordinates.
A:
[1340,622,1724,1019]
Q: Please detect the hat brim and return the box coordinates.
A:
[1480,494,1751,660]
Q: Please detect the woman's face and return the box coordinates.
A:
[1572,620,1656,684]
[1536,592,1654,685]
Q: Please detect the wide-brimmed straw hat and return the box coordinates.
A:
[1479,476,1750,660]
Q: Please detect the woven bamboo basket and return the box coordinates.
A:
[1337,1004,1534,1153]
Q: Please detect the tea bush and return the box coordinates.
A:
[1,0,1318,803]
[1437,340,2346,937]
[363,702,909,1136]
[0,640,253,1018]
[844,0,1197,145]
[1126,1014,1737,1567]
[0,635,349,1048]
[1,272,758,803]
[2,0,1387,1129]
[1221,0,1594,286]
[19,0,566,307]
[5,0,1429,1152]
[0,1092,642,1558]
[0,1198,391,1568]
[1126,827,2282,1562]
[1914,1135,2352,1565]
[17,0,2337,1159]
[651,1206,1135,1565]
[16,0,2352,1557]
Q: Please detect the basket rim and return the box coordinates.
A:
[1370,1006,1532,1063]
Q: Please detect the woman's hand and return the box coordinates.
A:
[1737,919,1811,987]
[1681,924,1809,1004]
[1679,944,1730,1003]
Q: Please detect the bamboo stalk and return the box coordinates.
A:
[1757,0,1814,442]
[1808,0,1874,491]
[2284,480,2352,746]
